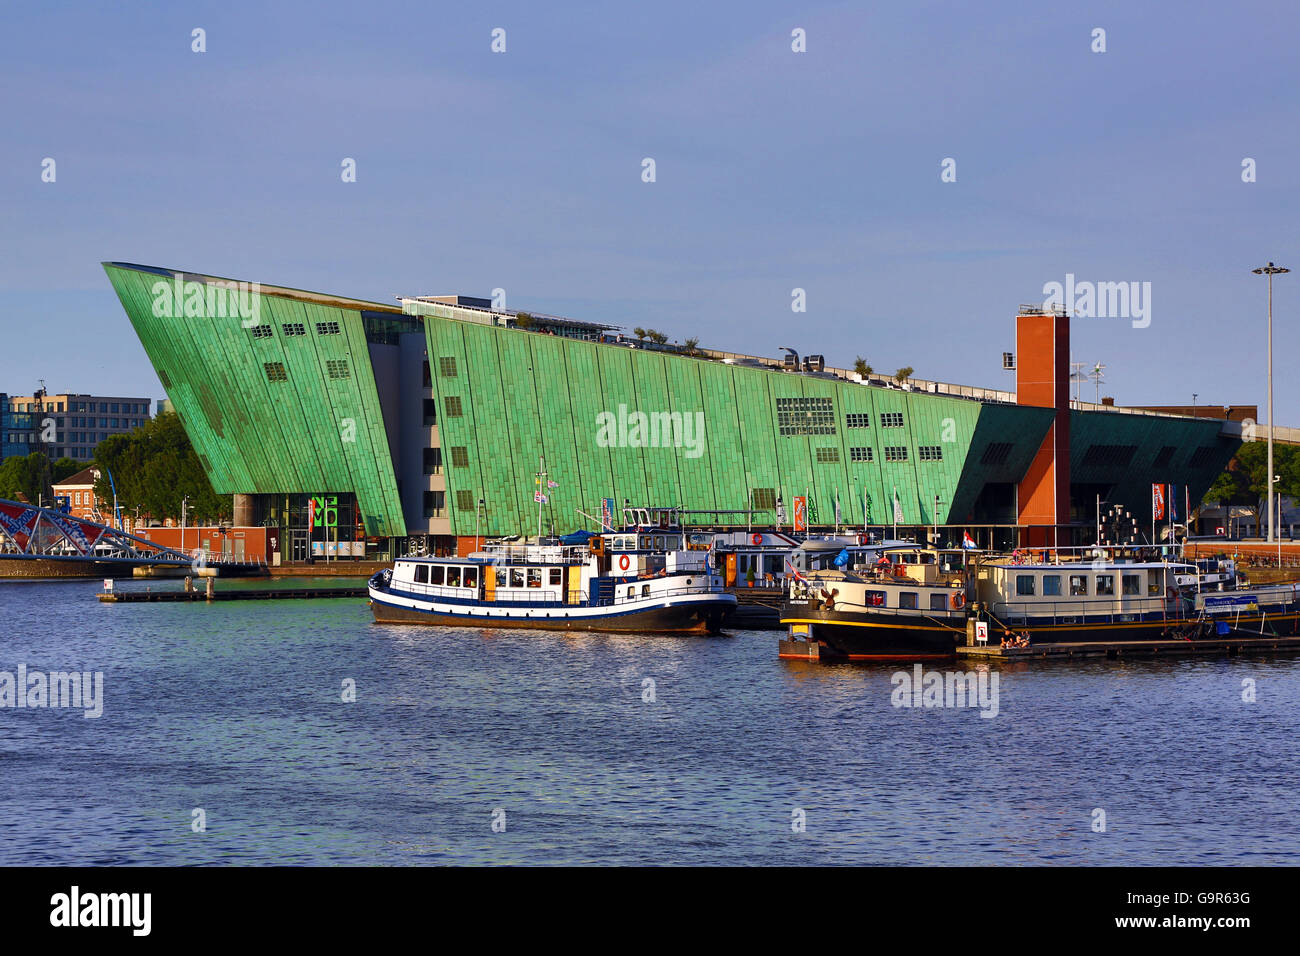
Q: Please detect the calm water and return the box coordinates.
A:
[1,578,1297,865]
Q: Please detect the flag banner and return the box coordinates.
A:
[793,496,807,533]
[534,492,548,504]
[547,480,558,488]
[601,497,616,531]
[862,491,873,524]
[1152,483,1166,520]
[784,558,805,583]
[1169,485,1177,521]
[962,531,978,550]
[775,497,786,524]
[0,503,41,551]
[307,497,317,530]
[893,490,905,525]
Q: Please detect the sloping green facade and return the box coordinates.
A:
[424,317,1056,537]
[104,263,408,537]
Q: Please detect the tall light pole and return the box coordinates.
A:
[1252,262,1289,544]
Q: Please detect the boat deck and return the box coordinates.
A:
[957,635,1300,659]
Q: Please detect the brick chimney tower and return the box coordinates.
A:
[1014,305,1071,546]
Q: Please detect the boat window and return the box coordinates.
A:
[510,568,525,588]
[1070,575,1088,596]
[1148,570,1162,594]
[898,592,918,609]
[496,567,509,588]
[1122,574,1141,596]
[1043,575,1062,596]
[641,584,651,597]
[463,567,478,588]
[429,565,444,586]
[527,568,542,587]
[1096,575,1114,596]
[446,566,461,587]
[627,587,635,599]
[549,568,563,585]
[1016,574,1036,596]
[929,592,949,611]
[654,536,664,550]
[865,590,886,607]
[414,564,429,584]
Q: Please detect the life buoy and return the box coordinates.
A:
[950,591,965,610]
[618,554,631,572]
[751,533,763,546]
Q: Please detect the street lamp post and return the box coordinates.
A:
[1253,262,1289,546]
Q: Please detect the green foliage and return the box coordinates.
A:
[92,413,231,523]
[894,366,914,384]
[647,330,669,345]
[633,327,648,340]
[513,312,535,330]
[854,356,872,377]
[0,452,55,504]
[683,336,700,355]
[1205,442,1300,527]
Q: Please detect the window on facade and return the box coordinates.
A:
[918,445,943,461]
[250,325,273,339]
[880,412,904,427]
[326,359,350,380]
[423,448,442,474]
[929,592,950,611]
[422,490,445,517]
[422,361,432,387]
[815,447,840,464]
[315,321,341,335]
[549,568,563,586]
[1016,575,1036,596]
[775,397,836,436]
[450,447,469,468]
[282,322,306,336]
[845,413,871,428]
[263,362,288,382]
[898,592,918,609]
[1043,575,1062,596]
[439,357,457,377]
[850,447,874,462]
[455,490,474,511]
[443,396,463,417]
[751,488,776,511]
[423,399,437,426]
[884,446,908,462]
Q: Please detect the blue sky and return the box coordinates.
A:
[1,0,1296,415]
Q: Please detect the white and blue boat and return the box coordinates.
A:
[368,516,736,634]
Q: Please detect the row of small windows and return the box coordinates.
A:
[850,447,873,462]
[439,357,458,377]
[248,321,336,338]
[1015,572,1150,597]
[918,445,943,461]
[262,360,351,382]
[443,396,463,417]
[816,447,840,464]
[326,360,350,380]
[884,446,908,462]
[879,412,905,428]
[845,413,871,428]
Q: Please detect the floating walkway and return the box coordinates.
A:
[99,586,365,603]
[957,635,1300,660]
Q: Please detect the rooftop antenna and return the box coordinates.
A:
[1069,361,1087,402]
[1089,362,1106,404]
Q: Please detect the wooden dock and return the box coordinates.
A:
[99,586,365,603]
[957,635,1300,660]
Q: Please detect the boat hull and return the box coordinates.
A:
[369,587,736,634]
[781,606,965,660]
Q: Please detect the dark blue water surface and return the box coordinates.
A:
[1,578,1297,865]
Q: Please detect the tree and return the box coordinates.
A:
[92,413,231,523]
[633,327,648,340]
[513,312,535,330]
[647,330,669,345]
[1214,442,1300,534]
[683,336,700,355]
[854,356,872,377]
[894,366,914,384]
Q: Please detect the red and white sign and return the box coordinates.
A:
[793,496,807,533]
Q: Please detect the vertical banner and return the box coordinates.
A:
[307,497,317,531]
[1152,483,1166,521]
[601,497,616,532]
[793,496,807,532]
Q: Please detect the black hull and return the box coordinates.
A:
[782,607,964,660]
[371,596,733,634]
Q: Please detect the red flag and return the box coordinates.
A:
[1152,483,1166,520]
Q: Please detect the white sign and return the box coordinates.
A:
[974,621,989,645]
[102,578,114,591]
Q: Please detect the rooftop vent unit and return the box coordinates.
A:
[1002,352,1015,369]
[802,355,825,373]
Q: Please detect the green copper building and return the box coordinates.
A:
[104,262,1240,560]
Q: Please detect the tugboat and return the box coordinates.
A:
[368,508,736,633]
